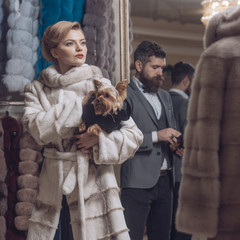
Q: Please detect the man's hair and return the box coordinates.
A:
[171,61,195,85]
[134,40,166,66]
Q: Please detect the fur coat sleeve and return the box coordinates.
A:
[93,117,143,165]
[22,80,83,145]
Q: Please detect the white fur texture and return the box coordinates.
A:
[3,0,40,93]
[5,59,35,79]
[22,64,143,239]
[7,29,33,48]
[2,75,30,93]
[7,45,33,62]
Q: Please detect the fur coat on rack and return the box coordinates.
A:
[15,127,43,232]
[176,6,240,240]
[0,121,7,240]
[2,0,40,94]
[1,115,26,240]
[83,0,116,84]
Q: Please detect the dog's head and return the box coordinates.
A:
[92,79,128,116]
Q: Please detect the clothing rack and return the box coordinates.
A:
[0,101,25,119]
[0,101,25,106]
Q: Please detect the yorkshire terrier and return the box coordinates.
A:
[79,79,130,136]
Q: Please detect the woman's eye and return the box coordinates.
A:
[80,41,86,46]
[66,42,73,46]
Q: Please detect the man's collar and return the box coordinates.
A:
[132,76,144,92]
[169,88,189,99]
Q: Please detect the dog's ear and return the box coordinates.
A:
[93,79,103,90]
[116,79,128,99]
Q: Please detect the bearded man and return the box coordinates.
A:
[120,40,181,240]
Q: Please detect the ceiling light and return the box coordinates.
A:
[201,0,240,25]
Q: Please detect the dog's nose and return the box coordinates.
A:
[97,99,101,103]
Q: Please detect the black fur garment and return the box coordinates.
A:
[81,96,131,134]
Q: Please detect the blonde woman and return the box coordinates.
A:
[22,21,143,240]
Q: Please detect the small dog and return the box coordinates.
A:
[79,79,130,136]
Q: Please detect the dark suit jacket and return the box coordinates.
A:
[120,81,177,189]
[169,90,189,182]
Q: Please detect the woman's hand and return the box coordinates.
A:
[74,132,99,151]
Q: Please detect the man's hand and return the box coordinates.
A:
[175,147,184,157]
[74,132,99,152]
[157,128,181,144]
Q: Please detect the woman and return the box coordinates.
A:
[22,21,143,240]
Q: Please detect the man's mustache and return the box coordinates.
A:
[153,76,163,82]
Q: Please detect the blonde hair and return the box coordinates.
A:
[41,21,84,65]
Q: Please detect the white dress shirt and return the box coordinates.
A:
[133,76,168,170]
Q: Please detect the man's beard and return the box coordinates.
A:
[139,71,163,93]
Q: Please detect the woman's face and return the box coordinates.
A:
[50,29,87,74]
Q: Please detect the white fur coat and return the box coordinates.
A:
[22,64,143,240]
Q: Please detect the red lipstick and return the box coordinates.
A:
[76,54,84,59]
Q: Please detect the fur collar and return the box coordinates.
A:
[38,64,103,88]
[204,6,240,48]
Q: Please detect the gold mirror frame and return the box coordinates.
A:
[112,0,130,83]
[112,0,129,184]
